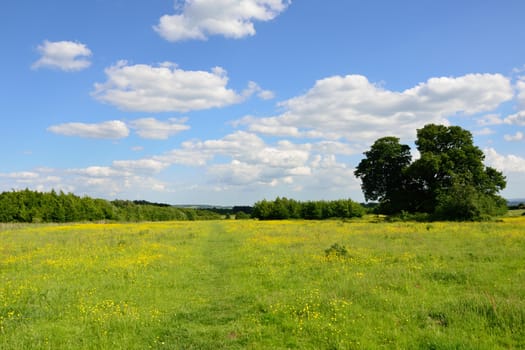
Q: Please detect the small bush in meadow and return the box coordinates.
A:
[324,243,348,258]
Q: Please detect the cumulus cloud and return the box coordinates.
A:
[112,159,169,174]
[93,61,259,112]
[154,0,291,42]
[129,117,190,139]
[504,111,525,126]
[32,40,92,71]
[0,171,40,180]
[474,127,495,136]
[151,130,361,191]
[208,160,264,186]
[48,118,191,140]
[238,73,514,143]
[0,138,318,200]
[477,114,504,126]
[243,81,275,100]
[53,164,169,198]
[48,120,129,139]
[69,166,125,178]
[156,131,265,166]
[504,131,524,142]
[157,131,310,169]
[484,148,525,173]
[0,170,64,192]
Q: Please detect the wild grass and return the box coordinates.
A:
[1,217,524,349]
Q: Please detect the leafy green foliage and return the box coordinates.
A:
[251,197,365,220]
[355,124,507,220]
[0,189,221,223]
[354,136,412,214]
[324,243,348,258]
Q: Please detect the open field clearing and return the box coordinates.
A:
[1,218,525,349]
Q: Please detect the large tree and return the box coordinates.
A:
[409,124,507,219]
[354,136,412,214]
[355,124,507,220]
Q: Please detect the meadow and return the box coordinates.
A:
[1,217,524,349]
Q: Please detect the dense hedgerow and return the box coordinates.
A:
[251,197,365,220]
[0,189,221,223]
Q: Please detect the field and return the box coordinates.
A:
[1,217,525,349]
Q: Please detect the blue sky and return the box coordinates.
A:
[2,0,525,205]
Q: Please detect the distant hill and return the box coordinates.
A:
[172,204,233,210]
[507,198,525,206]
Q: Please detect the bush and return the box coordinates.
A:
[324,243,349,258]
[235,211,251,220]
[433,184,507,221]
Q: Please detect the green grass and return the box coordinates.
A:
[1,218,525,349]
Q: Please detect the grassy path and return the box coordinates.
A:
[156,222,257,348]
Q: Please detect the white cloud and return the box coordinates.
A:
[16,165,170,200]
[48,118,190,140]
[69,166,125,178]
[32,40,92,71]
[474,127,495,136]
[157,131,311,169]
[148,129,364,194]
[154,0,290,42]
[208,160,264,186]
[504,111,525,126]
[312,141,359,156]
[243,81,275,100]
[484,148,525,173]
[149,130,312,188]
[129,117,190,139]
[0,170,65,192]
[477,114,504,126]
[238,73,514,143]
[517,78,525,107]
[112,159,169,174]
[93,61,254,112]
[504,131,524,142]
[157,148,213,167]
[48,120,129,139]
[0,171,40,179]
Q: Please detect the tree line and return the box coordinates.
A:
[251,197,365,220]
[1,125,510,223]
[0,189,221,223]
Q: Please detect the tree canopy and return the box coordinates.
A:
[353,136,412,214]
[251,197,365,220]
[0,189,222,223]
[354,124,507,220]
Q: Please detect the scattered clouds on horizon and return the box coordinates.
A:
[154,0,291,42]
[16,67,525,202]
[0,129,359,202]
[32,40,92,72]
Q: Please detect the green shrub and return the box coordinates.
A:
[324,243,348,258]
